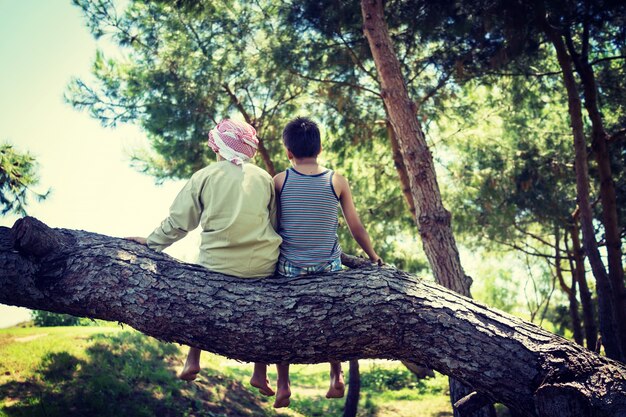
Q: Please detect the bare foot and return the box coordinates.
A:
[326,369,345,398]
[178,364,200,381]
[250,376,275,396]
[273,386,291,408]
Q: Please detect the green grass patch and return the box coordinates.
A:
[0,327,287,417]
[1,326,456,417]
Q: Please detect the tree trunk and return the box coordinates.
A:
[4,223,624,413]
[386,117,416,219]
[555,228,583,346]
[255,136,277,177]
[541,21,622,362]
[360,0,470,296]
[569,219,598,351]
[343,360,360,417]
[568,274,584,346]
[360,1,485,415]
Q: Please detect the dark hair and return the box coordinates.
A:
[282,117,321,158]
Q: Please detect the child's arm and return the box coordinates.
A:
[145,176,202,252]
[271,172,287,231]
[333,173,381,263]
[273,171,287,194]
[126,236,147,245]
[269,178,280,232]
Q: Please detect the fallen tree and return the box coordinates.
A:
[1,217,625,417]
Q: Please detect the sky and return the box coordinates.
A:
[0,1,198,327]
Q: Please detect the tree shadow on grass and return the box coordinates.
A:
[0,331,283,417]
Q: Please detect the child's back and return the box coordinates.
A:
[278,167,341,269]
[148,160,280,277]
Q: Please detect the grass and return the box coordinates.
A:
[0,326,454,417]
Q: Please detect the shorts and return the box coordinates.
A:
[277,256,342,277]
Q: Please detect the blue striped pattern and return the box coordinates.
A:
[279,168,342,267]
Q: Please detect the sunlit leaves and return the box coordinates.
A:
[439,73,576,246]
[67,0,307,181]
[0,143,49,216]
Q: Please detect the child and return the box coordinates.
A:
[252,116,381,408]
[127,119,281,395]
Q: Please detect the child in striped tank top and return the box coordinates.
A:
[250,117,381,408]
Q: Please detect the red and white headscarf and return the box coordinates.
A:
[207,119,259,165]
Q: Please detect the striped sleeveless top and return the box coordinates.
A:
[278,168,342,267]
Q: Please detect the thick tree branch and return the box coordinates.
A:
[2,217,626,416]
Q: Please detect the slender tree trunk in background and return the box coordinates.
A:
[255,138,277,177]
[556,228,583,346]
[360,2,494,416]
[569,219,598,351]
[542,21,623,361]
[565,32,626,359]
[386,117,416,218]
[343,360,360,417]
[569,273,584,346]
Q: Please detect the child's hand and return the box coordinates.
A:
[126,236,147,245]
[371,257,384,266]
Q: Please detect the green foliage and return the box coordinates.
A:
[31,311,82,327]
[31,311,110,327]
[68,0,306,180]
[434,74,567,312]
[469,254,523,314]
[358,365,448,397]
[289,394,346,417]
[360,365,419,391]
[439,73,575,245]
[0,143,49,216]
[543,304,574,338]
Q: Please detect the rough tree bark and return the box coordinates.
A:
[3,217,626,417]
[359,1,487,416]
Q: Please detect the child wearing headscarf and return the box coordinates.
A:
[127,119,281,392]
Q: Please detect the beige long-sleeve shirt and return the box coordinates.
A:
[147,161,282,278]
